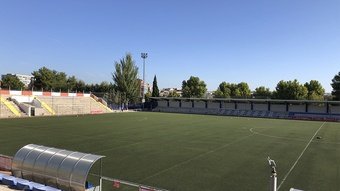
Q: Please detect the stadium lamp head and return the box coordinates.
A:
[141,53,148,59]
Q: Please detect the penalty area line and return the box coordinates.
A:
[277,122,326,190]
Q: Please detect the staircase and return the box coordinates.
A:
[34,97,56,115]
[0,96,21,117]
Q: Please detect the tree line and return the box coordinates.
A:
[1,53,340,102]
[0,67,114,93]
[178,76,338,100]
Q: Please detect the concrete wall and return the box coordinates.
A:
[208,102,220,109]
[158,100,168,107]
[11,96,34,103]
[289,104,305,112]
[169,100,179,108]
[155,100,338,115]
[18,103,30,116]
[253,103,268,111]
[182,101,192,108]
[308,104,327,113]
[35,108,46,116]
[223,102,235,109]
[330,105,340,114]
[237,103,251,110]
[32,99,42,108]
[271,104,286,112]
[195,101,206,108]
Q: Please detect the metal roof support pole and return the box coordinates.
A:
[99,159,103,191]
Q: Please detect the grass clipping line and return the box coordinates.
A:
[277,122,326,190]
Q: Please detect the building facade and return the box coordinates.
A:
[1,73,34,87]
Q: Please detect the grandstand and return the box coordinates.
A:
[0,90,112,118]
[0,95,24,118]
[151,97,340,122]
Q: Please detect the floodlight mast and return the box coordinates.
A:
[141,53,148,109]
[268,156,277,191]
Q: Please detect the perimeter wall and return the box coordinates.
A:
[152,99,340,122]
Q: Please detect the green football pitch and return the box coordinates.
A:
[0,112,339,191]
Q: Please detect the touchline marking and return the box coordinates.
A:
[277,122,326,190]
[139,133,254,182]
[250,128,307,142]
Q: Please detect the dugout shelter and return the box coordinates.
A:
[11,144,104,191]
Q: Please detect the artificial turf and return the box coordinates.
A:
[0,112,339,191]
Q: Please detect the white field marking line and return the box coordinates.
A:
[249,128,307,142]
[139,133,255,182]
[94,141,144,154]
[277,122,326,190]
[311,140,340,145]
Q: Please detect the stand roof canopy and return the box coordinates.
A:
[12,144,105,191]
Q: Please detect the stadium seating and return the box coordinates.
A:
[152,98,340,122]
[36,96,112,116]
[0,172,6,183]
[0,173,61,191]
[153,106,292,120]
[0,95,113,118]
[0,96,24,118]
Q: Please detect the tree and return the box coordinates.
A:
[145,87,152,101]
[1,75,25,90]
[331,72,340,100]
[75,80,86,92]
[237,82,251,98]
[304,80,325,100]
[168,90,180,97]
[229,83,241,97]
[273,79,307,100]
[182,76,207,98]
[67,76,77,91]
[112,53,140,107]
[32,67,54,90]
[214,82,251,98]
[253,86,272,98]
[53,72,67,91]
[214,82,231,98]
[152,75,160,97]
[98,81,113,92]
[32,67,68,91]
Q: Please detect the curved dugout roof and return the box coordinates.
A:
[12,144,105,191]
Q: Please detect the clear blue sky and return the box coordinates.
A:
[1,0,339,92]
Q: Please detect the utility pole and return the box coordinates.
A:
[141,53,148,110]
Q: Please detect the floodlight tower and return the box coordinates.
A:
[268,156,277,191]
[141,52,148,109]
